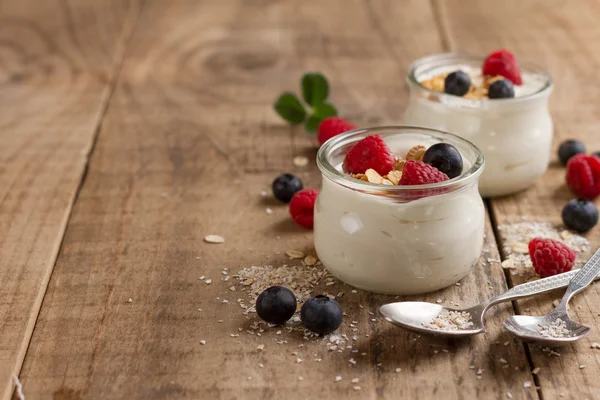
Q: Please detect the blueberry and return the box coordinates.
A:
[272,174,303,203]
[444,71,471,97]
[488,79,515,99]
[558,140,586,166]
[562,199,599,233]
[300,295,342,335]
[422,143,463,179]
[256,286,297,325]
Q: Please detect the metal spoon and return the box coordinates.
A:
[504,246,600,345]
[380,266,600,337]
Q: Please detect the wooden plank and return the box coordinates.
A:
[0,1,140,399]
[18,0,533,399]
[437,0,600,398]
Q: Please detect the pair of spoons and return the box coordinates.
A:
[380,247,600,345]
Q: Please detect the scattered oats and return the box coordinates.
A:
[560,230,572,240]
[304,255,317,266]
[507,393,513,399]
[261,190,268,197]
[326,281,335,286]
[248,376,252,380]
[127,298,133,303]
[476,369,484,376]
[222,299,229,303]
[395,368,402,373]
[293,156,309,167]
[351,378,360,383]
[204,234,225,244]
[537,318,570,338]
[353,386,361,391]
[349,358,357,365]
[229,286,236,291]
[218,320,224,323]
[532,367,540,374]
[286,250,306,259]
[230,334,239,338]
[351,290,357,294]
[591,342,600,349]
[511,242,529,254]
[406,145,426,161]
[436,298,443,304]
[523,381,532,388]
[499,358,508,364]
[423,310,474,331]
[579,364,585,369]
[200,340,206,345]
[498,222,590,277]
[504,341,510,346]
[205,279,212,285]
[365,168,383,184]
[199,276,205,280]
[265,208,273,215]
[335,376,342,382]
[276,330,282,335]
[236,263,328,305]
[296,358,303,363]
[258,363,264,368]
[298,376,303,381]
[386,170,402,185]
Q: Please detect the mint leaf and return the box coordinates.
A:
[304,116,321,133]
[301,73,329,106]
[311,102,338,119]
[274,92,307,124]
[304,103,338,133]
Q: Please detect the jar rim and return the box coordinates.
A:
[316,126,485,196]
[406,52,553,106]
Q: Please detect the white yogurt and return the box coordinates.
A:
[403,54,553,197]
[314,127,485,295]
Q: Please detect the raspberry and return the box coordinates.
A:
[317,117,357,146]
[482,49,522,85]
[566,154,600,200]
[399,160,449,185]
[289,189,318,229]
[342,135,395,176]
[528,238,576,278]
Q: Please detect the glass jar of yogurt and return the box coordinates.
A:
[403,53,553,197]
[314,126,485,295]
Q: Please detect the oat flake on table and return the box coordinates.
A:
[498,222,590,278]
[204,234,225,244]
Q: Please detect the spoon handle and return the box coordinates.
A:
[488,257,600,306]
[569,247,600,290]
[554,247,600,311]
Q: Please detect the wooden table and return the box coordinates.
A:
[2,0,600,399]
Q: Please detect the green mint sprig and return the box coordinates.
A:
[273,72,338,133]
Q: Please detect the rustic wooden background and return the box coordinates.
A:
[1,0,600,399]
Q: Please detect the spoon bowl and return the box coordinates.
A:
[504,314,590,346]
[379,267,599,338]
[503,246,600,345]
[379,301,485,337]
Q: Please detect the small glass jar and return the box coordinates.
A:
[315,126,485,295]
[403,53,553,197]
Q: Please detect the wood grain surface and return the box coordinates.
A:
[2,0,600,399]
[0,1,140,399]
[439,0,600,398]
